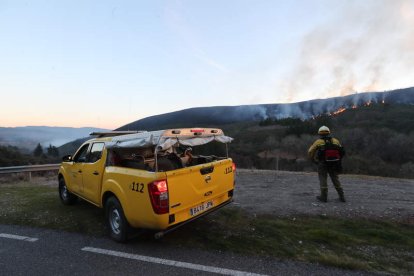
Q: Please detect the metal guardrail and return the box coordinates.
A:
[0,164,60,181]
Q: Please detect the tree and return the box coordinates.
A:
[280,135,303,159]
[47,144,59,157]
[264,136,278,157]
[0,145,26,166]
[33,143,43,157]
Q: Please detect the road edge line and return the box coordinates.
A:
[0,233,38,242]
[81,246,267,276]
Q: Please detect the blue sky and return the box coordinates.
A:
[1,0,413,129]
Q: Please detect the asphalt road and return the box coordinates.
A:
[0,224,376,276]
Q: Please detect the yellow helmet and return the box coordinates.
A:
[318,126,330,135]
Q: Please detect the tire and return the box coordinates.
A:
[58,177,77,205]
[105,196,129,242]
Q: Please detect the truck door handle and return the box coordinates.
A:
[93,171,99,175]
[78,170,82,173]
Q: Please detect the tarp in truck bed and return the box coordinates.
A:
[105,129,233,150]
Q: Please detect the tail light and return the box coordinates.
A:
[232,163,237,188]
[148,180,169,214]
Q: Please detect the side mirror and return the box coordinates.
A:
[62,155,72,162]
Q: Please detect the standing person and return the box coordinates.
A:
[308,126,346,202]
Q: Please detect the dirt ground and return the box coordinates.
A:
[234,169,414,223]
[2,170,413,224]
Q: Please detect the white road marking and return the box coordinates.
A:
[0,233,38,242]
[82,247,268,276]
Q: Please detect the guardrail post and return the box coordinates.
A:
[28,172,32,182]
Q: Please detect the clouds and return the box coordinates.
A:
[279,0,414,101]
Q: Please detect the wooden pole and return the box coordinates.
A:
[276,153,279,171]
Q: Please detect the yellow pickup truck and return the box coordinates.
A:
[58,128,235,242]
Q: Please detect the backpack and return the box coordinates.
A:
[317,137,345,167]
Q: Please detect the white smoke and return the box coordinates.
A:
[281,0,414,101]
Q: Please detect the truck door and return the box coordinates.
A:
[82,142,106,204]
[70,143,90,194]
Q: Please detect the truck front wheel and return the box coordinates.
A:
[59,177,77,205]
[105,196,129,242]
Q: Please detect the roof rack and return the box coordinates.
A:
[89,131,147,138]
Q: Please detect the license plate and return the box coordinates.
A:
[190,201,213,216]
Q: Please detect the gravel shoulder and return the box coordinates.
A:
[234,169,414,223]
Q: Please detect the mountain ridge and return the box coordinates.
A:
[117,87,414,131]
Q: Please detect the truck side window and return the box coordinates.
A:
[73,144,89,163]
[88,143,105,163]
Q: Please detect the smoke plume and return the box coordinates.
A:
[281,0,414,101]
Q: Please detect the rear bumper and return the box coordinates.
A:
[154,199,233,239]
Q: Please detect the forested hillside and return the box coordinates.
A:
[118,88,414,131]
[0,144,60,167]
[226,103,414,178]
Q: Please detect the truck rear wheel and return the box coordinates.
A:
[105,196,129,242]
[59,177,77,205]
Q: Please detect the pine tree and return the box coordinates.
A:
[47,144,59,157]
[33,143,43,157]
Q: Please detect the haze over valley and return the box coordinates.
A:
[0,126,109,151]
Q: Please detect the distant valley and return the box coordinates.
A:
[0,126,110,151]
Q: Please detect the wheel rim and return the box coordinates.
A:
[61,183,68,199]
[109,208,121,235]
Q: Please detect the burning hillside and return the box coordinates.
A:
[265,89,410,120]
[118,87,414,131]
[313,98,387,118]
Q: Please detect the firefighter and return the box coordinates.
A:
[308,126,346,202]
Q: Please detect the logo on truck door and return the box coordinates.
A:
[204,175,211,184]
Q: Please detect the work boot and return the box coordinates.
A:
[316,195,327,202]
[335,187,346,202]
[316,190,327,203]
[339,192,346,202]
